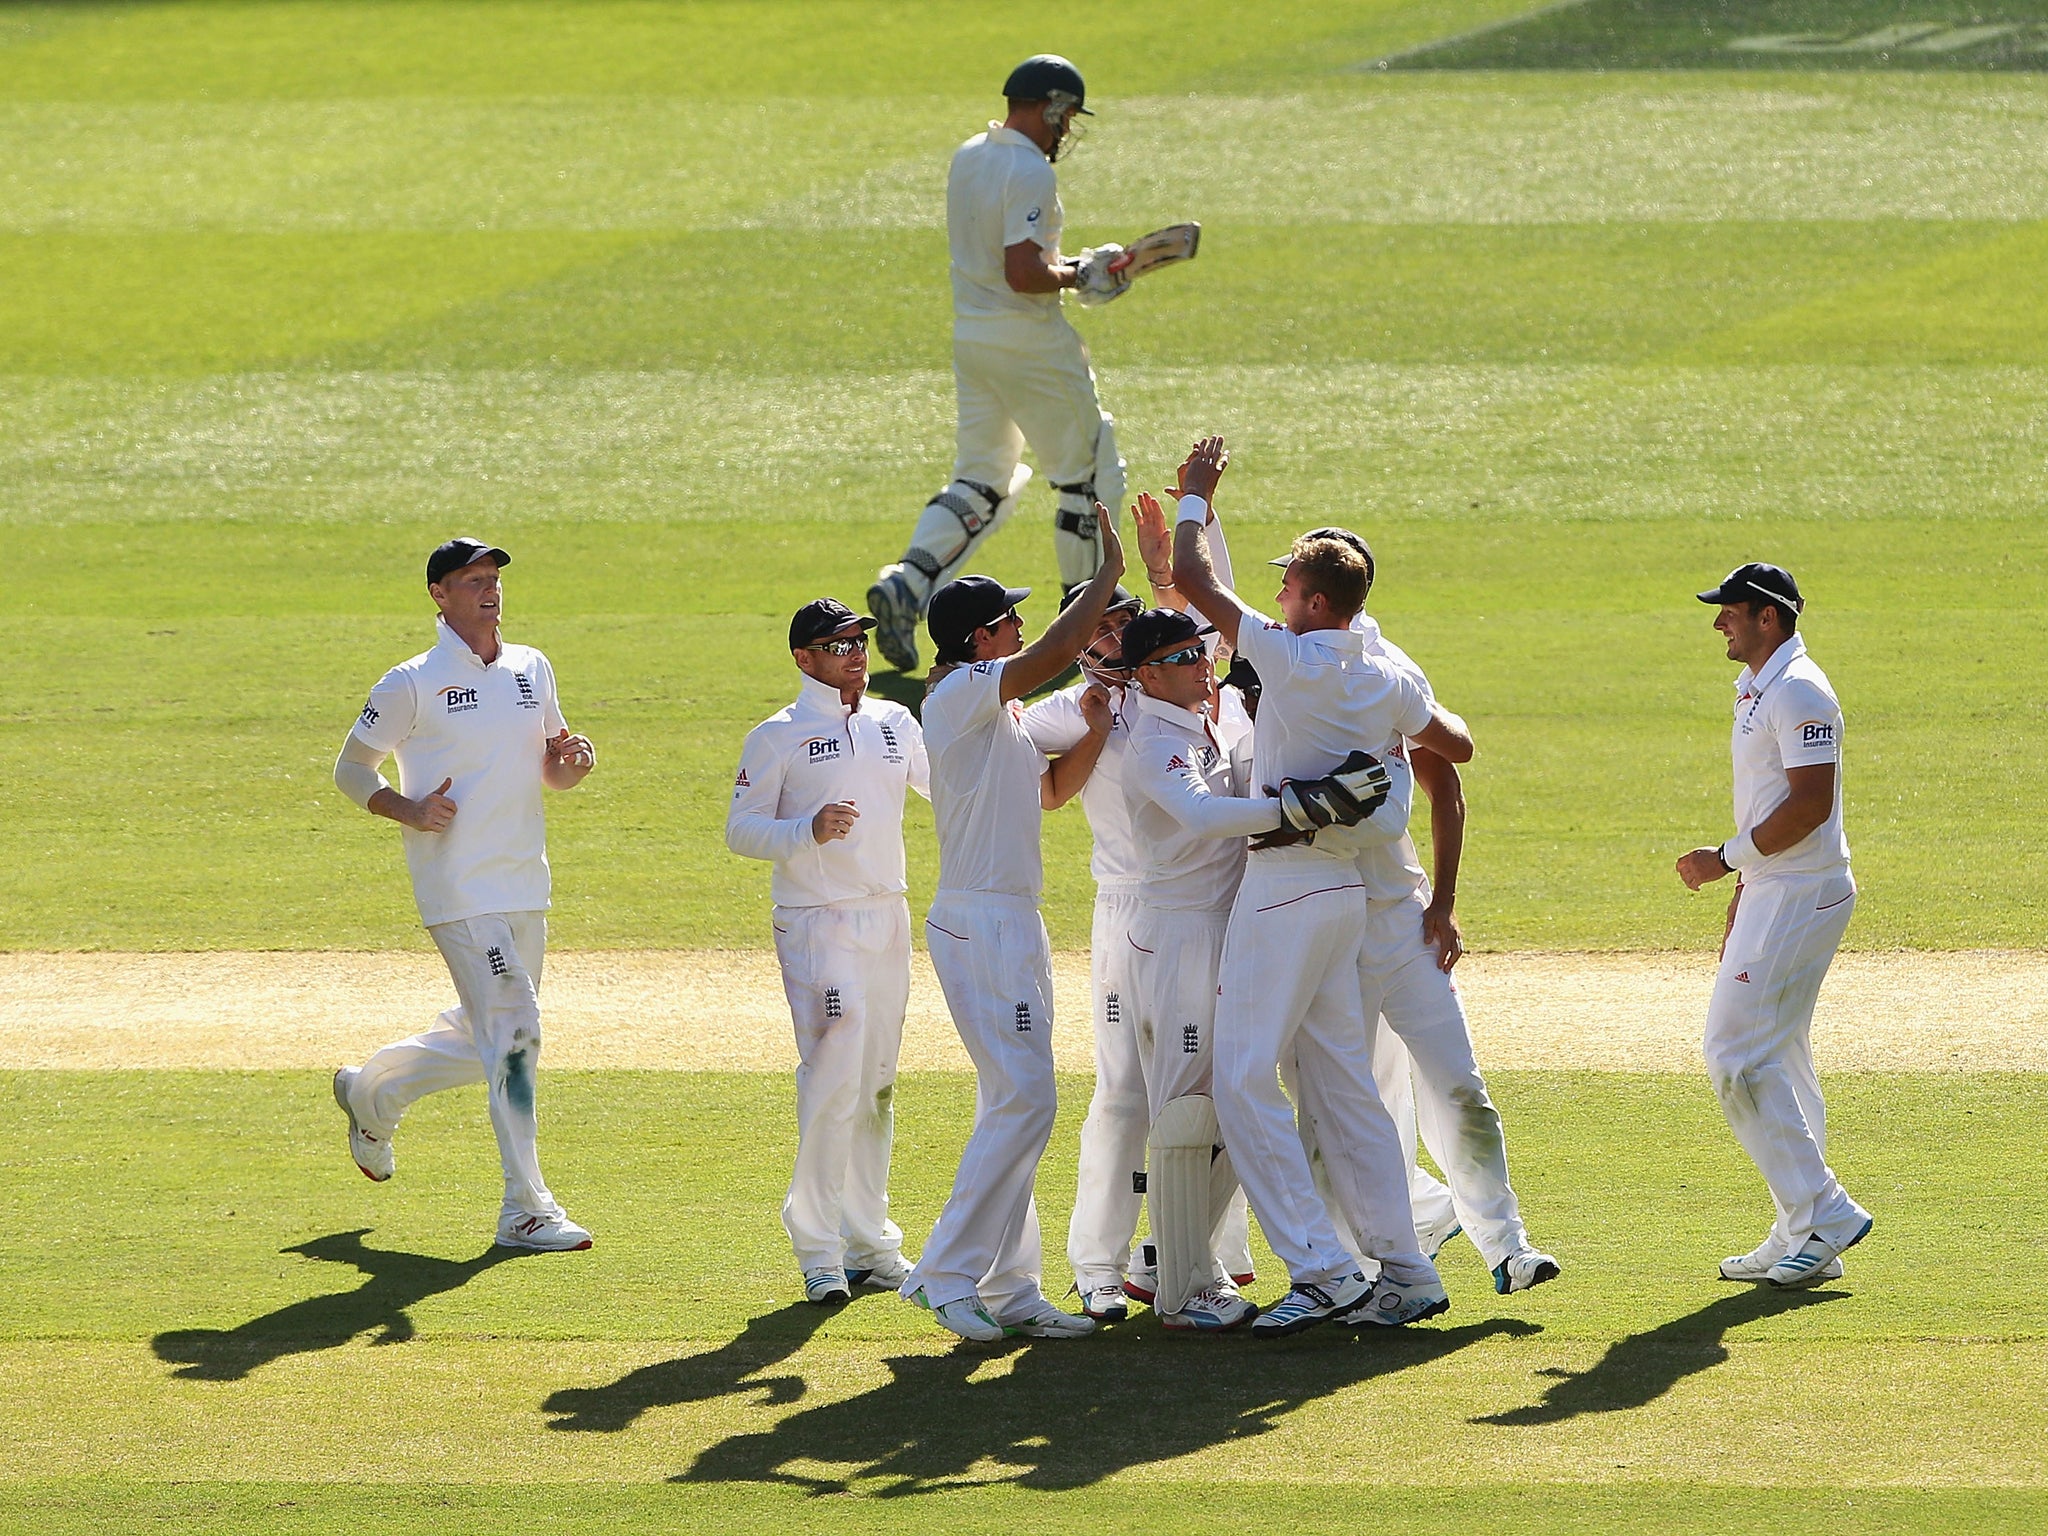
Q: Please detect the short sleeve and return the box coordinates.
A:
[351,667,415,754]
[1023,687,1088,753]
[1234,614,1297,683]
[925,659,1006,740]
[1003,159,1059,248]
[1389,669,1433,741]
[535,652,568,736]
[1774,680,1842,768]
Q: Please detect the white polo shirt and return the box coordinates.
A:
[1124,687,1269,912]
[1353,613,1434,902]
[1024,681,1139,892]
[350,619,567,928]
[726,674,931,909]
[1729,634,1850,879]
[948,123,1064,328]
[1236,614,1432,863]
[923,659,1050,899]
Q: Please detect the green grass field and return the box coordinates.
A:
[4,1,2045,1530]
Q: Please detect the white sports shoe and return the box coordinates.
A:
[1160,1282,1257,1332]
[1122,1259,1158,1307]
[1351,1275,1451,1327]
[1250,1270,1373,1338]
[1492,1247,1562,1295]
[1077,1282,1129,1322]
[999,1301,1097,1339]
[803,1268,852,1305]
[1766,1217,1872,1289]
[1720,1237,1843,1283]
[866,569,922,673]
[331,1067,393,1182]
[496,1209,594,1252]
[1416,1212,1464,1262]
[847,1253,912,1290]
[909,1287,1006,1343]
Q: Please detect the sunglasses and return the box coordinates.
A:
[1146,644,1207,668]
[806,634,869,657]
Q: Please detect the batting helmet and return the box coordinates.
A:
[1003,54,1091,112]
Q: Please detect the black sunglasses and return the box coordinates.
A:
[1146,644,1207,668]
[806,634,868,657]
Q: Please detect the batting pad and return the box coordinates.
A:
[1148,1094,1222,1316]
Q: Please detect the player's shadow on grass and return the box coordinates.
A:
[1474,1285,1847,1427]
[674,1313,1540,1494]
[542,1299,838,1433]
[151,1227,518,1382]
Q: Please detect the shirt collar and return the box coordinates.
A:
[1129,686,1212,735]
[1302,625,1365,655]
[435,616,494,670]
[796,672,861,716]
[1348,612,1383,647]
[1736,633,1806,697]
[986,122,1047,158]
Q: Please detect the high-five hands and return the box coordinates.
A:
[1175,435,1229,506]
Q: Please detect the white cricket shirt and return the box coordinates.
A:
[948,123,1064,327]
[726,674,931,908]
[350,619,567,928]
[1353,613,1433,902]
[1729,634,1850,878]
[1024,681,1139,891]
[1123,687,1269,911]
[1236,615,1432,863]
[922,659,1050,899]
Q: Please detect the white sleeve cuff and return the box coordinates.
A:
[1175,494,1209,526]
[1722,831,1761,871]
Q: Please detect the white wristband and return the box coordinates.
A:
[1721,831,1760,871]
[1176,495,1209,526]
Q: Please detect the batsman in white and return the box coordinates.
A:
[725,599,931,1306]
[899,518,1127,1343]
[1678,563,1872,1289]
[1171,437,1474,1337]
[331,538,597,1253]
[1288,525,1561,1298]
[867,53,1135,672]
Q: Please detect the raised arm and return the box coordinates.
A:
[999,513,1127,701]
[1169,436,1259,651]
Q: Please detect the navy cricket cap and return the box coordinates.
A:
[1061,582,1142,616]
[1117,607,1212,668]
[426,537,510,586]
[1698,563,1803,614]
[928,575,1032,656]
[789,598,877,650]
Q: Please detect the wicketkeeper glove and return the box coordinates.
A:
[1275,749,1395,834]
[1074,245,1131,305]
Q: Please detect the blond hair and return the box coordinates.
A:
[1288,536,1368,618]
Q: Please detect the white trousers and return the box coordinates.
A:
[1705,869,1866,1249]
[953,318,1120,501]
[1214,859,1430,1288]
[772,897,910,1274]
[1066,889,1147,1289]
[1125,901,1255,1282]
[1365,892,1529,1266]
[904,891,1057,1316]
[350,910,557,1218]
[1371,1020,1462,1241]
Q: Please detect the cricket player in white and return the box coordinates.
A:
[1171,437,1474,1336]
[1679,563,1872,1289]
[900,521,1127,1342]
[331,538,597,1253]
[726,599,931,1306]
[867,53,1131,672]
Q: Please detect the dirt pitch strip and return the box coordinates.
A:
[1,948,2039,1073]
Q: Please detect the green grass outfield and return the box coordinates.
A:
[4,1070,2045,1530]
[3,0,2046,951]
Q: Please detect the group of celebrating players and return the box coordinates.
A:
[324,50,1874,1336]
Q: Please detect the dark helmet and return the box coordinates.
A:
[1003,54,1091,115]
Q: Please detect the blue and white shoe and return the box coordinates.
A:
[803,1267,851,1305]
[1077,1282,1130,1322]
[866,569,922,673]
[1721,1237,1840,1283]
[1766,1217,1872,1289]
[1160,1282,1257,1332]
[1250,1271,1372,1338]
[846,1252,912,1290]
[1417,1213,1463,1262]
[1351,1275,1451,1327]
[1492,1248,1561,1295]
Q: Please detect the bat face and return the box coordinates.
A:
[1110,221,1201,278]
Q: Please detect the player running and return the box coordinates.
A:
[867,53,1134,671]
[898,515,1128,1342]
[1678,563,1872,1289]
[330,538,597,1253]
[726,599,930,1306]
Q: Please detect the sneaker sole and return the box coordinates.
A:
[1081,1303,1129,1322]
[866,581,920,673]
[1347,1294,1452,1328]
[1161,1307,1258,1333]
[1767,1217,1872,1289]
[1251,1306,1343,1339]
[331,1071,391,1183]
[495,1236,594,1252]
